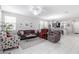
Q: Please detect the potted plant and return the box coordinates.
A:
[5,23,13,33]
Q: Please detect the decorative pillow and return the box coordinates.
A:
[19,30,24,35]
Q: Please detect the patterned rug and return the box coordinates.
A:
[20,37,45,50]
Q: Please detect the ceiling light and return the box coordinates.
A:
[30,6,42,15]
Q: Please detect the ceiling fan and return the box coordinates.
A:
[30,6,42,15]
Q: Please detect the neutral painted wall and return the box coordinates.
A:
[73,21,79,33]
[0,7,1,31]
[2,11,40,32]
[2,11,79,34]
[60,20,79,34]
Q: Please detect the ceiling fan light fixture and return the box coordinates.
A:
[30,6,42,15]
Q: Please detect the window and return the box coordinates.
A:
[5,16,16,30]
[40,21,48,29]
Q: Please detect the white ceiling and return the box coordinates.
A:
[1,5,79,20]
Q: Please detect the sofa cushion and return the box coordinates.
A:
[17,30,24,36]
[17,30,37,40]
[26,34,36,37]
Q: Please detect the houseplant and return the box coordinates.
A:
[5,23,13,33]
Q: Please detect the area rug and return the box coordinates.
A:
[20,37,45,50]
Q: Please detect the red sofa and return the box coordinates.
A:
[39,29,48,39]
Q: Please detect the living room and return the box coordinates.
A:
[0,5,79,54]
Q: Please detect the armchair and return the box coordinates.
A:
[48,30,61,43]
[39,29,48,39]
[0,32,20,50]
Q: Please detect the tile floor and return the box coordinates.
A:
[3,34,79,54]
